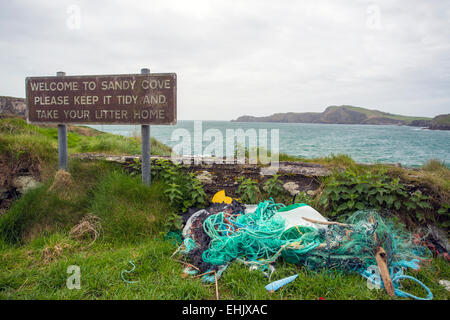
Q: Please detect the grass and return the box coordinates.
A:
[89,171,173,242]
[0,116,172,196]
[0,159,448,300]
[0,116,449,300]
[0,116,172,159]
[0,160,175,245]
[326,105,432,122]
[432,114,450,126]
[0,232,448,300]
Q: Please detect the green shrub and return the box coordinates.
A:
[237,177,261,203]
[263,174,286,198]
[319,168,434,224]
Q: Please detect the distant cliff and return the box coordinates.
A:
[232,105,432,125]
[429,114,450,130]
[0,96,26,118]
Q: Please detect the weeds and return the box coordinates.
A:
[318,168,444,225]
[237,177,261,203]
[262,174,286,198]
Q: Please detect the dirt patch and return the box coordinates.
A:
[0,152,41,211]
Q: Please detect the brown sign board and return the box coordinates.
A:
[25,73,176,125]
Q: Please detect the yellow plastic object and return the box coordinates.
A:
[212,190,234,204]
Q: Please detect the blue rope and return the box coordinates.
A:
[360,260,433,300]
[393,275,433,301]
[121,260,139,284]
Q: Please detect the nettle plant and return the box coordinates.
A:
[319,168,434,224]
[237,177,261,203]
[263,174,286,198]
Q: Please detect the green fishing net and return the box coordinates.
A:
[200,199,432,273]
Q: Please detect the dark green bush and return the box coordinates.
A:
[319,168,435,224]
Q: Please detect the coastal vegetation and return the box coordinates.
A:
[0,116,448,300]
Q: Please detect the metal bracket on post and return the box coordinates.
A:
[56,71,68,171]
[141,68,151,186]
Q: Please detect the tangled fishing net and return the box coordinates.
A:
[179,198,434,299]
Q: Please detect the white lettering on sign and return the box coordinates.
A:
[100,80,136,91]
[30,81,79,92]
[34,96,69,106]
[94,110,128,120]
[141,79,171,90]
[26,74,176,124]
[36,109,59,119]
[63,110,90,120]
[142,94,166,104]
[117,95,138,104]
[133,109,165,120]
[73,95,99,105]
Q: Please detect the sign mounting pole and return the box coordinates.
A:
[141,67,151,186]
[56,71,68,171]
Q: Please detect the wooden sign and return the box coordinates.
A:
[26,73,177,125]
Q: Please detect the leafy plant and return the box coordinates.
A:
[126,158,207,213]
[162,212,184,231]
[182,173,207,210]
[128,158,141,176]
[263,174,286,197]
[319,168,434,224]
[437,203,450,228]
[237,177,260,203]
[152,159,207,213]
[293,191,314,205]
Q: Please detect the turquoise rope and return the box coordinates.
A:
[121,260,139,284]
[393,275,433,301]
[360,260,433,300]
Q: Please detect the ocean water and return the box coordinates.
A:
[88,121,450,167]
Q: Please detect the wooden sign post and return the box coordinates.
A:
[25,68,177,186]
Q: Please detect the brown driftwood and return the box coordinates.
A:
[375,246,395,297]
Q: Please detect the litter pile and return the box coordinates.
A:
[174,192,436,300]
[180,200,246,274]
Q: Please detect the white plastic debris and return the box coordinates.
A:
[275,204,328,230]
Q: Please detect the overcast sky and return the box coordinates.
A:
[1,0,449,120]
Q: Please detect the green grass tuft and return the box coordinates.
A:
[90,170,174,242]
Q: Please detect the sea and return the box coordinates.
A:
[88,121,450,168]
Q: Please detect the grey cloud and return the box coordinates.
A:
[0,0,449,119]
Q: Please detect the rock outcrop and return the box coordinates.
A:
[429,114,450,130]
[0,96,26,117]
